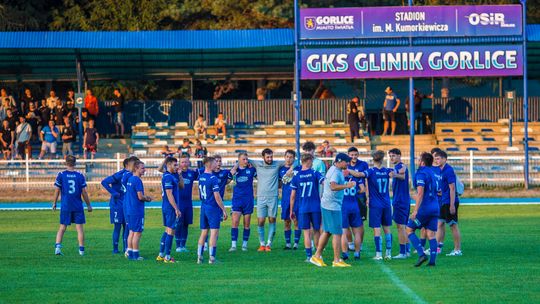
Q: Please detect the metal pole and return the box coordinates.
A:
[76,59,84,154]
[469,150,474,189]
[509,100,513,147]
[116,152,121,171]
[25,153,29,192]
[408,0,415,177]
[293,0,301,157]
[522,0,529,189]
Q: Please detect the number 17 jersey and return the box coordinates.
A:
[363,167,394,209]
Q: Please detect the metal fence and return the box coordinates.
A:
[0,152,538,192]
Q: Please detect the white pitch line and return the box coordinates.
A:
[378,263,427,304]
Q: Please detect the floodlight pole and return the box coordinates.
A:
[294,0,301,157]
[76,58,84,153]
[522,0,529,189]
[408,0,415,177]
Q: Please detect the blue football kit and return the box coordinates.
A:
[290,169,324,230]
[55,170,87,225]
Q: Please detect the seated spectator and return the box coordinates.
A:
[0,120,14,160]
[0,98,10,121]
[194,114,207,139]
[15,116,32,159]
[26,102,40,140]
[46,90,59,110]
[20,88,36,114]
[177,138,192,157]
[316,140,337,158]
[39,120,59,159]
[83,119,99,159]
[0,88,16,111]
[161,145,175,158]
[38,99,51,134]
[214,112,227,140]
[194,139,208,158]
[61,116,76,159]
[84,89,99,120]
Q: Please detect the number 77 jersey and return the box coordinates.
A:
[290,168,325,214]
[362,167,395,209]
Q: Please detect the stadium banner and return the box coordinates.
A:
[300,45,523,79]
[300,5,522,39]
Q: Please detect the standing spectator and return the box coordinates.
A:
[194,139,208,158]
[20,88,36,114]
[64,97,78,126]
[316,140,337,158]
[177,138,192,156]
[84,89,99,120]
[66,89,76,104]
[0,98,10,121]
[382,87,400,136]
[15,116,32,159]
[38,99,52,134]
[347,96,362,142]
[46,90,60,110]
[81,108,90,130]
[83,119,99,159]
[214,112,227,140]
[0,88,16,110]
[194,114,207,139]
[53,99,66,129]
[61,116,76,158]
[39,120,59,159]
[405,88,433,135]
[5,109,17,131]
[0,120,14,160]
[26,102,40,140]
[112,89,125,137]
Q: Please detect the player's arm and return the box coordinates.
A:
[358,183,366,194]
[100,175,120,197]
[229,162,239,176]
[81,188,93,212]
[348,170,366,178]
[166,188,181,217]
[330,181,355,191]
[52,187,60,211]
[214,191,228,221]
[137,191,151,202]
[412,186,424,220]
[449,182,456,214]
[394,167,406,180]
[394,98,400,112]
[289,189,296,220]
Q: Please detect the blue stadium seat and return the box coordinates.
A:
[235,149,247,154]
[235,139,248,144]
[481,128,494,132]
[473,165,485,172]
[233,130,248,136]
[466,147,479,151]
[533,166,540,172]
[461,128,474,132]
[463,138,476,142]
[528,147,540,151]
[447,147,459,152]
[442,129,453,133]
[483,138,495,142]
[443,138,455,142]
[234,122,247,128]
[253,121,265,126]
[453,166,465,172]
[486,147,499,151]
[491,166,505,171]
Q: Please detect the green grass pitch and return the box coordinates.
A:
[1,205,539,303]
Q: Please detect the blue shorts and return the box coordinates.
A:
[369,206,392,228]
[342,209,363,228]
[179,205,193,225]
[200,207,222,230]
[392,204,410,225]
[299,212,321,230]
[232,196,254,215]
[123,203,129,225]
[109,199,125,224]
[162,209,177,229]
[60,210,85,225]
[407,213,438,232]
[322,208,342,235]
[281,201,299,221]
[128,215,144,232]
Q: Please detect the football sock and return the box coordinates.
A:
[267,222,276,245]
[55,243,61,248]
[79,246,84,252]
[348,241,354,248]
[165,234,173,256]
[305,247,312,258]
[128,249,134,259]
[197,244,204,257]
[429,239,438,264]
[210,247,217,258]
[180,224,189,248]
[438,242,444,250]
[231,227,239,242]
[242,228,250,242]
[112,223,122,251]
[354,251,360,258]
[385,233,392,250]
[133,250,139,259]
[341,252,349,260]
[284,230,292,245]
[175,225,182,248]
[374,236,382,253]
[159,232,167,255]
[408,233,425,257]
[406,243,411,253]
[294,230,301,244]
[399,244,406,255]
[258,226,265,245]
[122,224,128,252]
[420,238,427,248]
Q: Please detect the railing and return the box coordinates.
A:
[0,151,538,191]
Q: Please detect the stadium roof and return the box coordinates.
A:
[1,26,540,81]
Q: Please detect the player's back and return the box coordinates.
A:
[291,168,324,213]
[414,167,439,216]
[392,162,410,205]
[364,167,392,208]
[198,172,220,209]
[349,161,368,199]
[161,171,179,211]
[232,167,255,199]
[55,170,86,212]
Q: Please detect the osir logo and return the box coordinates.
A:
[466,12,516,28]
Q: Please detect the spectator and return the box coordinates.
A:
[15,116,32,159]
[64,97,78,126]
[20,88,36,114]
[38,99,52,134]
[214,112,227,140]
[194,114,207,139]
[0,120,14,160]
[405,88,433,135]
[53,98,66,129]
[0,98,10,121]
[112,89,125,137]
[46,90,60,110]
[83,119,99,159]
[347,96,363,142]
[0,88,16,110]
[66,89,75,104]
[316,140,337,158]
[5,108,17,131]
[84,89,99,120]
[302,141,327,174]
[161,145,175,158]
[194,139,208,158]
[81,108,90,130]
[25,102,40,140]
[177,138,192,156]
[382,86,400,136]
[39,120,59,159]
[61,116,76,158]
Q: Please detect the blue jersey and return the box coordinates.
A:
[231,167,256,200]
[55,170,87,212]
[290,169,324,214]
[439,163,460,205]
[279,165,298,205]
[179,169,199,203]
[414,166,439,216]
[348,160,368,199]
[101,168,126,201]
[392,162,410,207]
[199,168,230,198]
[431,166,442,204]
[126,175,145,216]
[198,172,221,209]
[162,172,179,212]
[342,177,364,213]
[363,167,394,208]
